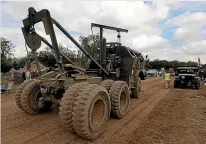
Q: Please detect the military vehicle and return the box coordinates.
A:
[174,67,201,89]
[15,7,147,140]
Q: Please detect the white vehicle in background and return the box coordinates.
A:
[146,69,158,77]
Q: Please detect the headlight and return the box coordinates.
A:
[195,77,200,80]
[181,76,185,79]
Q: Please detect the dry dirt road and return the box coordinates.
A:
[1,77,206,144]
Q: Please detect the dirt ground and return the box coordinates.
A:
[1,77,206,144]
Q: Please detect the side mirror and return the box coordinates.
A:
[145,55,148,59]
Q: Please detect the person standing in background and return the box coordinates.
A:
[25,65,32,80]
[163,69,171,88]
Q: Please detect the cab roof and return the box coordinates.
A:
[177,67,198,69]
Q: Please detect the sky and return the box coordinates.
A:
[1,0,206,64]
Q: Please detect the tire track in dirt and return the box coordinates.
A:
[1,106,59,131]
[126,88,206,144]
[94,87,168,144]
[105,89,171,144]
[2,111,57,130]
[1,77,163,144]
[2,113,62,144]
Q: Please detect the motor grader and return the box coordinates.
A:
[16,7,147,140]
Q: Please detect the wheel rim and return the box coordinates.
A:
[28,83,42,109]
[35,91,42,104]
[30,90,42,109]
[120,90,127,111]
[91,97,106,128]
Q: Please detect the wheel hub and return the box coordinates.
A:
[38,97,46,108]
[120,91,127,111]
[91,99,105,127]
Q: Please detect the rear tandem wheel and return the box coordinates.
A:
[72,84,111,140]
[20,79,53,115]
[109,81,130,119]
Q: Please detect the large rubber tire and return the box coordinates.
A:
[174,81,179,88]
[131,88,139,99]
[131,77,141,98]
[109,81,130,119]
[100,79,114,91]
[15,79,34,111]
[59,82,89,132]
[72,84,111,140]
[195,82,200,89]
[21,79,53,115]
[138,77,141,92]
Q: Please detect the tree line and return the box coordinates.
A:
[1,36,206,73]
[147,59,205,70]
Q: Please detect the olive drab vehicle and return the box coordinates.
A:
[16,7,147,140]
[174,67,201,89]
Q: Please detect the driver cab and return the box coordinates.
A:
[177,67,199,74]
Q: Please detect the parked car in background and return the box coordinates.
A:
[146,69,158,77]
[174,67,201,89]
[158,70,165,77]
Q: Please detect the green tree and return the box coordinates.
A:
[38,44,77,67]
[58,44,76,60]
[1,37,16,72]
[78,34,100,67]
[145,58,151,70]
[149,59,198,70]
[16,56,28,68]
[79,34,100,56]
[38,48,56,67]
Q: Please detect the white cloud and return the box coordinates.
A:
[173,26,203,42]
[167,12,206,43]
[1,1,206,64]
[1,1,170,53]
[128,34,171,52]
[1,27,26,57]
[166,12,206,27]
[182,40,206,55]
[166,11,206,63]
